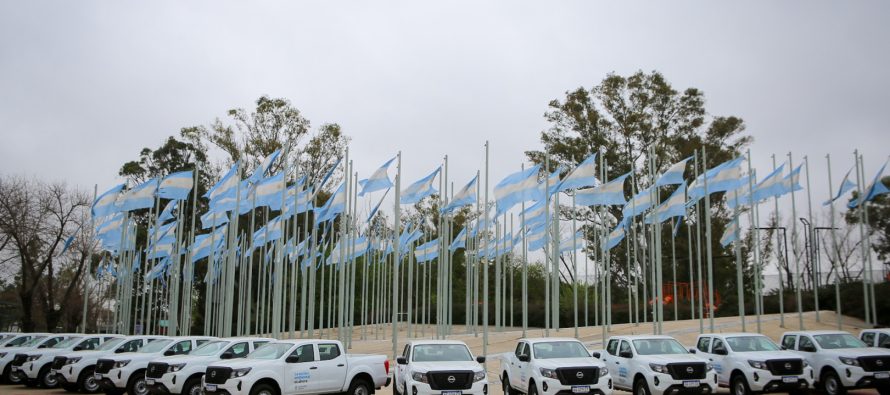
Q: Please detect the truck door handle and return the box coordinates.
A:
[615,362,619,365]
[310,367,318,370]
[338,364,345,367]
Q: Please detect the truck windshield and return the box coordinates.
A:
[533,341,590,359]
[412,344,473,362]
[4,336,32,347]
[96,338,126,351]
[248,343,293,360]
[138,339,173,353]
[20,336,48,347]
[190,341,228,356]
[814,334,867,349]
[726,336,780,352]
[52,337,84,349]
[632,339,688,355]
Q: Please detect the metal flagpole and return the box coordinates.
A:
[671,218,678,322]
[852,150,872,326]
[804,156,818,322]
[391,151,401,359]
[82,185,98,333]
[745,150,762,332]
[544,155,551,336]
[573,192,579,338]
[482,142,490,365]
[787,152,804,330]
[860,153,878,325]
[694,153,704,332]
[732,175,745,332]
[825,154,843,330]
[771,155,786,327]
[702,148,716,332]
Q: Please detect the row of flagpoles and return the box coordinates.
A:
[80,141,888,358]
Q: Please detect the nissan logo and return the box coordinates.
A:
[785,363,792,370]
[686,367,694,374]
[211,371,216,378]
[576,372,584,379]
[878,360,884,367]
[447,376,456,384]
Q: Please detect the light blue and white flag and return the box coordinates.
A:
[576,172,630,206]
[442,175,478,213]
[823,167,857,206]
[147,235,176,259]
[247,150,281,184]
[316,182,347,223]
[191,227,227,263]
[646,184,687,224]
[92,184,124,217]
[350,236,371,260]
[284,186,314,217]
[118,179,158,212]
[400,167,441,204]
[158,200,178,223]
[526,224,548,251]
[540,167,563,197]
[449,227,467,252]
[366,187,391,222]
[150,221,177,241]
[655,156,692,187]
[776,164,804,198]
[414,239,440,263]
[848,161,889,208]
[750,163,786,203]
[605,220,627,251]
[158,171,193,200]
[206,161,240,201]
[144,258,170,280]
[494,165,542,215]
[558,153,598,191]
[96,213,125,237]
[254,172,286,210]
[520,200,547,228]
[252,216,284,247]
[720,218,739,247]
[622,186,653,218]
[559,230,586,253]
[688,157,745,201]
[200,211,229,229]
[359,156,396,196]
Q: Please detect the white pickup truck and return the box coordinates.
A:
[393,340,488,395]
[56,335,167,393]
[95,336,213,395]
[781,330,890,395]
[692,333,812,395]
[599,335,717,395]
[14,334,120,389]
[2,333,77,385]
[145,336,275,395]
[859,329,890,349]
[203,339,390,395]
[499,337,612,395]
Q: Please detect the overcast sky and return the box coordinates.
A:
[1,1,888,213]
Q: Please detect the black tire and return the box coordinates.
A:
[347,377,372,395]
[393,376,403,395]
[634,378,651,395]
[38,365,59,388]
[78,367,101,393]
[731,374,750,395]
[250,383,278,395]
[127,371,149,395]
[7,367,24,384]
[528,381,538,395]
[182,377,203,395]
[821,370,846,395]
[502,374,511,395]
[877,385,890,395]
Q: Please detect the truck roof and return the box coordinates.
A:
[698,333,771,338]
[219,336,276,342]
[408,340,468,346]
[609,335,678,341]
[520,337,583,344]
[782,330,851,336]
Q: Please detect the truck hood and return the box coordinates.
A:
[208,359,260,369]
[817,348,890,358]
[535,358,606,369]
[643,354,709,364]
[25,348,71,359]
[733,351,803,362]
[106,351,163,363]
[410,361,484,373]
[60,350,111,359]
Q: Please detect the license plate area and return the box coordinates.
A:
[94,373,102,380]
[146,378,155,385]
[205,384,218,392]
[875,372,890,379]
[782,376,798,383]
[441,391,461,395]
[572,385,591,393]
[683,380,699,388]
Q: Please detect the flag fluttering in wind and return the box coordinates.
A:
[646,183,688,224]
[520,200,547,228]
[158,170,194,200]
[605,220,627,251]
[200,211,229,229]
[92,184,124,217]
[247,150,281,184]
[158,200,178,223]
[414,239,440,263]
[206,162,240,201]
[191,226,227,263]
[449,227,467,252]
[494,165,542,215]
[622,187,653,218]
[575,172,630,206]
[750,163,786,203]
[848,161,889,208]
[118,178,158,212]
[824,167,857,206]
[720,218,739,247]
[359,157,396,196]
[316,182,347,223]
[366,187,391,222]
[442,175,478,213]
[559,230,586,253]
[254,172,286,210]
[540,167,563,197]
[401,167,441,204]
[558,153,598,191]
[655,156,692,187]
[526,225,548,251]
[688,157,745,201]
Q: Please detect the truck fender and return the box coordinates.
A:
[343,366,375,391]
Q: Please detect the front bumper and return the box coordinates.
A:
[147,372,183,395]
[57,363,86,384]
[97,368,129,390]
[833,366,890,389]
[406,378,489,395]
[645,372,718,395]
[537,376,613,395]
[18,360,43,379]
[744,367,814,393]
[203,377,247,395]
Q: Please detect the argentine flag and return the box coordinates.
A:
[92,184,124,217]
[750,163,786,203]
[576,172,630,206]
[359,157,396,196]
[414,239,439,263]
[449,227,467,252]
[559,231,586,253]
[655,157,692,187]
[646,184,687,224]
[605,220,627,251]
[401,167,441,204]
[848,161,890,208]
[720,218,740,247]
[622,186,653,218]
[158,200,178,223]
[778,164,804,198]
[540,167,563,197]
[158,171,193,200]
[442,175,478,213]
[118,179,158,212]
[350,236,371,260]
[688,157,745,200]
[520,200,547,228]
[254,172,286,210]
[824,167,857,206]
[559,153,598,191]
[206,162,240,201]
[316,182,347,223]
[191,227,227,263]
[494,165,543,215]
[96,213,125,237]
[526,225,548,251]
[247,150,281,184]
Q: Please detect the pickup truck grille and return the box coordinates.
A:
[766,359,803,375]
[666,363,707,380]
[858,356,890,372]
[52,357,67,370]
[428,371,473,390]
[95,359,115,374]
[146,362,168,378]
[10,354,28,367]
[205,367,232,384]
[556,367,600,385]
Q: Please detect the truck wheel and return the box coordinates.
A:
[78,367,101,393]
[731,374,750,395]
[821,370,846,395]
[127,371,149,395]
[502,375,512,395]
[39,365,59,388]
[250,383,278,395]
[183,377,203,395]
[348,377,372,395]
[528,381,538,395]
[634,378,651,395]
[393,379,403,395]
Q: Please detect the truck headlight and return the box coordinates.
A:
[168,363,186,372]
[26,355,41,362]
[0,352,6,358]
[113,360,130,368]
[706,363,714,371]
[474,370,486,382]
[748,360,769,370]
[65,357,82,365]
[802,360,809,368]
[232,367,251,377]
[649,363,668,374]
[412,372,429,383]
[599,367,609,378]
[540,368,558,379]
[839,357,860,367]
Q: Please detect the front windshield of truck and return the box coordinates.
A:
[412,344,473,362]
[20,336,48,347]
[96,338,126,351]
[247,343,292,360]
[726,336,780,352]
[814,334,867,349]
[632,339,688,355]
[138,339,173,353]
[5,336,33,347]
[533,341,591,359]
[190,341,228,356]
[52,337,84,349]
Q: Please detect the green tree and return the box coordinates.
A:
[845,175,890,269]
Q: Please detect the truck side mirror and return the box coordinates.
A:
[476,356,486,364]
[591,352,601,359]
[73,346,83,352]
[396,356,408,365]
[619,351,633,359]
[115,349,125,353]
[285,355,300,363]
[163,350,175,356]
[688,349,696,354]
[518,354,530,362]
[220,352,234,360]
[714,348,727,355]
